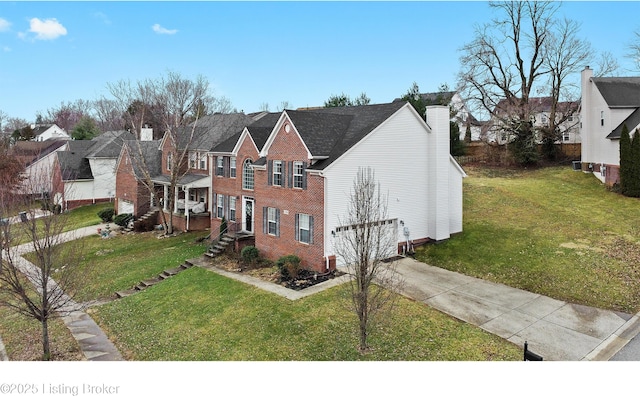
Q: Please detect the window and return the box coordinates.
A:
[189,152,197,168]
[216,156,224,176]
[229,196,236,221]
[293,161,304,189]
[243,159,254,190]
[199,153,207,170]
[266,207,279,236]
[230,157,236,178]
[296,213,313,244]
[601,111,604,127]
[167,152,173,171]
[217,194,224,218]
[563,132,570,142]
[272,160,283,186]
[189,190,197,202]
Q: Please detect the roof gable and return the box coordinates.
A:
[593,77,640,107]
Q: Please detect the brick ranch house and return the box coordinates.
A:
[209,102,466,273]
[580,66,640,185]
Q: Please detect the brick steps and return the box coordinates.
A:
[114,260,194,298]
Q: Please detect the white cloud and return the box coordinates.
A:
[0,18,11,32]
[2,46,10,52]
[28,17,67,40]
[152,23,177,35]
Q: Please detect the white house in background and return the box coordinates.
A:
[52,131,136,210]
[31,124,70,141]
[580,66,640,185]
[487,97,581,145]
[15,140,68,197]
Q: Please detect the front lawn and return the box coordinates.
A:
[91,267,521,360]
[415,165,640,313]
[62,230,209,302]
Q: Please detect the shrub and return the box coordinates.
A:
[97,208,115,222]
[114,213,133,227]
[53,204,62,215]
[276,255,301,280]
[241,246,260,267]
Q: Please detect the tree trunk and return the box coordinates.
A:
[42,317,51,361]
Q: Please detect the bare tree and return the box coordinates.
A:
[628,29,640,72]
[92,98,126,132]
[107,71,223,234]
[457,1,605,164]
[333,168,402,352]
[0,171,84,360]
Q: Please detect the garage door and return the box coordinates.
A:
[118,199,134,215]
[333,218,398,267]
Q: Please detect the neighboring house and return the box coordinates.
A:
[487,97,580,145]
[31,124,70,141]
[114,140,162,217]
[117,113,257,231]
[580,66,640,185]
[11,139,68,196]
[51,130,136,210]
[394,91,484,142]
[209,102,466,273]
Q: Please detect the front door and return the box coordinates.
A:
[243,197,254,233]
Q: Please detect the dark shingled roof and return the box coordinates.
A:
[211,112,281,153]
[593,77,640,108]
[592,77,640,139]
[124,140,162,178]
[86,130,136,158]
[57,140,95,181]
[180,113,256,151]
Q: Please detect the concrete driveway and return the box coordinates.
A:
[393,257,640,361]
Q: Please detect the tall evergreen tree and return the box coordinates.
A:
[630,129,640,197]
[619,124,631,195]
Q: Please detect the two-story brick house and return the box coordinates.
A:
[209,102,466,273]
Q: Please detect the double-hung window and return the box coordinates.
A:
[199,153,207,170]
[189,152,197,168]
[230,157,237,178]
[167,152,173,171]
[273,160,283,186]
[217,194,224,218]
[216,157,224,176]
[264,207,280,236]
[229,196,236,221]
[293,161,304,189]
[296,213,313,244]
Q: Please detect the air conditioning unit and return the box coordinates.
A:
[572,161,581,171]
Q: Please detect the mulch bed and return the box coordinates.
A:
[208,255,345,291]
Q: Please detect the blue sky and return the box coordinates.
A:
[0,1,639,122]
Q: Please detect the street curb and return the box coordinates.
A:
[582,311,640,361]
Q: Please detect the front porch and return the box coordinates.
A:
[153,174,211,232]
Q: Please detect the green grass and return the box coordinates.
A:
[91,267,521,361]
[8,202,112,246]
[60,230,209,302]
[415,165,640,313]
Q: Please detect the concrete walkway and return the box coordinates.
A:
[393,257,640,361]
[9,223,123,361]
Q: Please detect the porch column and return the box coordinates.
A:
[174,186,179,214]
[163,185,168,210]
[185,187,190,231]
